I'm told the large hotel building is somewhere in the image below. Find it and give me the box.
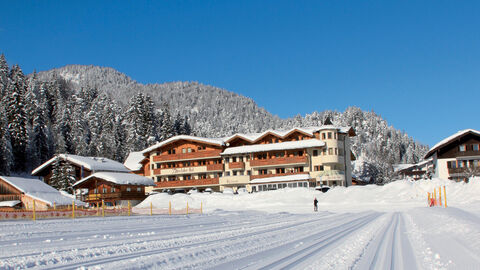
[126,126,356,192]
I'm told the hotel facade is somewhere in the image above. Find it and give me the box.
[137,126,356,193]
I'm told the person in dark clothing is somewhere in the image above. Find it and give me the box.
[314,197,318,212]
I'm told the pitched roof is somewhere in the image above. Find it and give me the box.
[221,139,325,155]
[73,172,155,188]
[425,129,480,158]
[141,135,224,154]
[124,151,146,171]
[0,176,84,206]
[223,126,354,144]
[32,154,130,175]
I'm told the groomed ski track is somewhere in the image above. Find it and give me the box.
[1,208,479,269]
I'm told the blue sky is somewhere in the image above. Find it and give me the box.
[1,1,479,147]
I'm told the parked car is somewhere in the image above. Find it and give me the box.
[187,188,198,195]
[204,188,213,193]
[237,187,248,194]
[315,185,330,193]
[222,188,234,194]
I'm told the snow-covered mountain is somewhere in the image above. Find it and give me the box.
[36,65,283,137]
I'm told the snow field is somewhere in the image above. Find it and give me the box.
[0,178,479,269]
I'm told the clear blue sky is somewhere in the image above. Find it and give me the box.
[1,1,479,147]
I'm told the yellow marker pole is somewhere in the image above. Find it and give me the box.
[439,187,442,206]
[128,201,131,216]
[102,200,105,217]
[186,202,189,215]
[72,201,75,219]
[444,186,447,208]
[54,202,56,211]
[32,200,36,221]
[427,192,430,206]
[434,188,437,206]
[150,202,153,216]
[169,201,171,216]
[200,202,203,214]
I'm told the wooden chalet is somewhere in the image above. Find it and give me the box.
[0,176,83,210]
[32,154,130,185]
[72,172,154,206]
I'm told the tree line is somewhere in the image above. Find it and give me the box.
[0,54,191,176]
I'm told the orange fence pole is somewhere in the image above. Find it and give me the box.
[444,186,447,208]
[169,201,171,216]
[32,200,36,221]
[150,202,153,216]
[434,188,437,206]
[186,202,189,215]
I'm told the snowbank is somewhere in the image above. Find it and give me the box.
[135,178,480,214]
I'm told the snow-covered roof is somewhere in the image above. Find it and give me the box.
[73,172,155,187]
[32,154,130,175]
[224,126,354,144]
[0,176,83,206]
[222,139,325,155]
[425,129,480,158]
[394,158,434,173]
[250,174,311,184]
[141,135,224,154]
[124,151,145,171]
[0,200,21,207]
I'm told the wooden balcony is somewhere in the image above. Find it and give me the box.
[455,151,480,158]
[447,168,468,175]
[152,168,162,175]
[207,163,223,171]
[153,150,222,162]
[155,177,219,188]
[250,156,307,167]
[0,194,21,201]
[85,192,146,201]
[251,172,306,180]
[229,162,245,170]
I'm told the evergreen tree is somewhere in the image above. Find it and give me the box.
[0,108,13,175]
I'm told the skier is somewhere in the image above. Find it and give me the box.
[313,197,318,212]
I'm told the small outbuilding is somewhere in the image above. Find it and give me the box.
[0,176,84,210]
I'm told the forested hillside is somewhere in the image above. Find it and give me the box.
[0,56,428,183]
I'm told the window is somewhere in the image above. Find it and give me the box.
[184,175,191,180]
[187,148,192,153]
[459,145,466,152]
[335,148,338,155]
[102,187,107,193]
[182,148,187,153]
[473,144,479,151]
[334,133,337,139]
[94,188,98,194]
[473,160,479,167]
[112,187,116,193]
[328,148,333,155]
[313,150,318,156]
[233,171,237,176]
[276,168,285,174]
[294,167,304,172]
[225,172,230,176]
[259,169,268,175]
[322,149,327,155]
[322,133,326,140]
[328,132,332,139]
[233,157,237,162]
[459,161,464,168]
[126,187,131,192]
[137,187,142,192]
[247,170,251,176]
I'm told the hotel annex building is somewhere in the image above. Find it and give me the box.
[130,126,356,193]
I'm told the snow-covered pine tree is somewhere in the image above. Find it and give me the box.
[28,106,52,170]
[0,107,13,175]
[4,66,29,172]
[159,102,174,141]
[0,54,9,96]
[59,160,76,194]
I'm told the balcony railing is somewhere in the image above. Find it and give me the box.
[250,156,307,167]
[85,192,146,201]
[155,177,219,188]
[153,168,162,175]
[0,194,21,201]
[228,162,245,170]
[153,150,222,162]
[207,163,223,171]
[250,172,306,180]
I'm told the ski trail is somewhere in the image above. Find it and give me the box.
[352,212,417,270]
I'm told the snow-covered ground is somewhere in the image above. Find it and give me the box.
[1,178,479,269]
